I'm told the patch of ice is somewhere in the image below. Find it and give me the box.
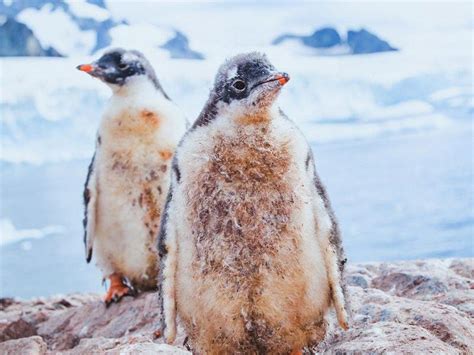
[364,101,433,121]
[21,241,33,251]
[0,219,65,247]
[430,87,468,101]
[65,0,110,21]
[304,112,452,143]
[17,5,96,56]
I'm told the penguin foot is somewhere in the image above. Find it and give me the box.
[104,273,134,306]
[290,349,303,355]
[153,329,162,339]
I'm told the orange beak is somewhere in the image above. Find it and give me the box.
[76,64,94,73]
[254,72,291,91]
[275,73,290,85]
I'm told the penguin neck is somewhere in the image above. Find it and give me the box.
[110,76,167,100]
[233,105,278,126]
[192,97,278,130]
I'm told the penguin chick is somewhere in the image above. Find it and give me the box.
[158,52,349,353]
[78,48,187,305]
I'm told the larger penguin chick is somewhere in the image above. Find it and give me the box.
[158,52,349,353]
[78,48,187,305]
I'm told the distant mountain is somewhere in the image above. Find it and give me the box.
[273,26,397,55]
[0,0,204,59]
[0,17,62,57]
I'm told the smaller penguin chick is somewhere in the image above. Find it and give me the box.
[78,48,187,306]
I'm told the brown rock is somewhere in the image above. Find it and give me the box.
[346,287,474,353]
[37,293,161,350]
[0,336,47,355]
[319,321,458,354]
[371,272,448,297]
[61,336,189,354]
[0,298,16,310]
[0,318,37,342]
[0,258,471,354]
[323,258,474,354]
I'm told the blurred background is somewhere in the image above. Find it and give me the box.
[0,0,472,299]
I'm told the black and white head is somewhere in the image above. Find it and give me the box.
[77,48,168,97]
[196,52,289,126]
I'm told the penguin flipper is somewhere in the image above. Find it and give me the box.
[307,149,349,330]
[83,152,97,263]
[324,237,349,330]
[158,162,180,344]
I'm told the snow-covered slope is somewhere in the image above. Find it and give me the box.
[65,0,110,22]
[0,1,472,164]
[0,0,203,58]
[0,219,64,247]
[17,3,97,56]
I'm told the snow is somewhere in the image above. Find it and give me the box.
[0,49,470,164]
[108,23,175,56]
[1,1,472,165]
[363,101,433,122]
[430,87,469,101]
[65,0,110,22]
[17,4,96,56]
[0,219,64,246]
[305,113,452,143]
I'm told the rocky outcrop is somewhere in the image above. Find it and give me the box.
[273,27,397,55]
[317,259,474,353]
[161,31,204,60]
[347,29,397,54]
[0,336,48,355]
[273,27,341,48]
[0,259,472,354]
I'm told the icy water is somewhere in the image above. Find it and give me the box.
[1,124,473,298]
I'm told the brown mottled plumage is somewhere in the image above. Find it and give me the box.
[80,48,187,304]
[158,53,348,353]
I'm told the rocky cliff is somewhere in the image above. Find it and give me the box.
[272,27,397,55]
[0,258,472,354]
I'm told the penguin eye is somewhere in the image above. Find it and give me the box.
[118,62,129,70]
[232,80,246,92]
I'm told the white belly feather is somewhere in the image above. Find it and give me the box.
[91,89,186,288]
